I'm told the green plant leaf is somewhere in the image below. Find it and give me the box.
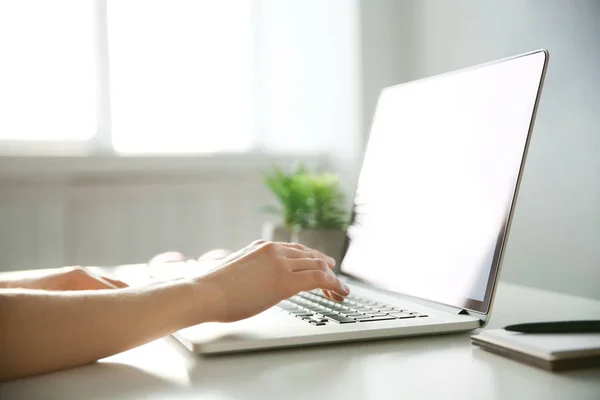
[261,164,349,230]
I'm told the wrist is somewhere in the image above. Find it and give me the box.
[186,275,223,326]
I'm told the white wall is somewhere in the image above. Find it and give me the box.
[256,0,362,194]
[366,0,600,299]
[359,1,416,149]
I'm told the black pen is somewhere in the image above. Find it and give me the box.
[505,320,600,334]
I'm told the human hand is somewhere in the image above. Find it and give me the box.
[149,249,232,265]
[194,240,350,323]
[148,249,233,281]
[29,267,128,291]
[208,241,344,302]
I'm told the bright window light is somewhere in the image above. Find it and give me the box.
[0,0,97,140]
[107,0,255,154]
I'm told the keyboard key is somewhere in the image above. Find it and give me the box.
[297,294,336,309]
[309,321,326,326]
[291,311,313,317]
[326,315,357,324]
[388,313,416,319]
[306,315,329,322]
[316,312,339,318]
[287,292,420,324]
[359,316,396,322]
[347,309,367,314]
[287,298,306,307]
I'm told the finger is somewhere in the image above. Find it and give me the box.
[295,270,350,297]
[77,267,123,290]
[327,291,346,303]
[319,289,344,303]
[75,276,115,290]
[278,244,336,268]
[287,258,334,277]
[149,251,187,265]
[65,267,113,291]
[197,249,232,262]
[286,257,339,287]
[279,242,335,265]
[100,276,128,288]
[280,247,321,263]
[82,273,120,290]
[322,290,338,301]
[80,268,126,290]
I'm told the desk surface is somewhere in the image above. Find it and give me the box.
[2,267,600,400]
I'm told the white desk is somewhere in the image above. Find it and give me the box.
[2,267,600,400]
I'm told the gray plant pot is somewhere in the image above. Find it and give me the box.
[262,221,292,242]
[292,228,347,273]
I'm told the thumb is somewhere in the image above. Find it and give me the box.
[99,275,129,289]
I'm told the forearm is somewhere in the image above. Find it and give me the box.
[0,279,203,382]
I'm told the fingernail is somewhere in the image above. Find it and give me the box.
[338,280,350,294]
[328,256,336,265]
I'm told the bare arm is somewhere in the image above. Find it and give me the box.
[0,279,200,382]
[0,267,128,291]
[0,240,349,382]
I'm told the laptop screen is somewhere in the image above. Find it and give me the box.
[340,51,548,314]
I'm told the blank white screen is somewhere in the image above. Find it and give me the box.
[341,52,546,310]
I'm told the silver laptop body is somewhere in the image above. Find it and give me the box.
[174,50,549,354]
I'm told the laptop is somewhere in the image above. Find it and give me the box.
[174,50,549,354]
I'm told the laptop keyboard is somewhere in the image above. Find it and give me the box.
[277,290,428,326]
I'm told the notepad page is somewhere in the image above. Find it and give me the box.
[474,329,600,360]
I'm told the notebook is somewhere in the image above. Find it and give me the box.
[471,329,600,371]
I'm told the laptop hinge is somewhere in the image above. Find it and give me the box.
[458,308,486,326]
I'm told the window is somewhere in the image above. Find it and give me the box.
[0,0,255,154]
[0,0,96,141]
[107,0,255,153]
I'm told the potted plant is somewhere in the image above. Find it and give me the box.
[261,164,312,242]
[262,165,349,268]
